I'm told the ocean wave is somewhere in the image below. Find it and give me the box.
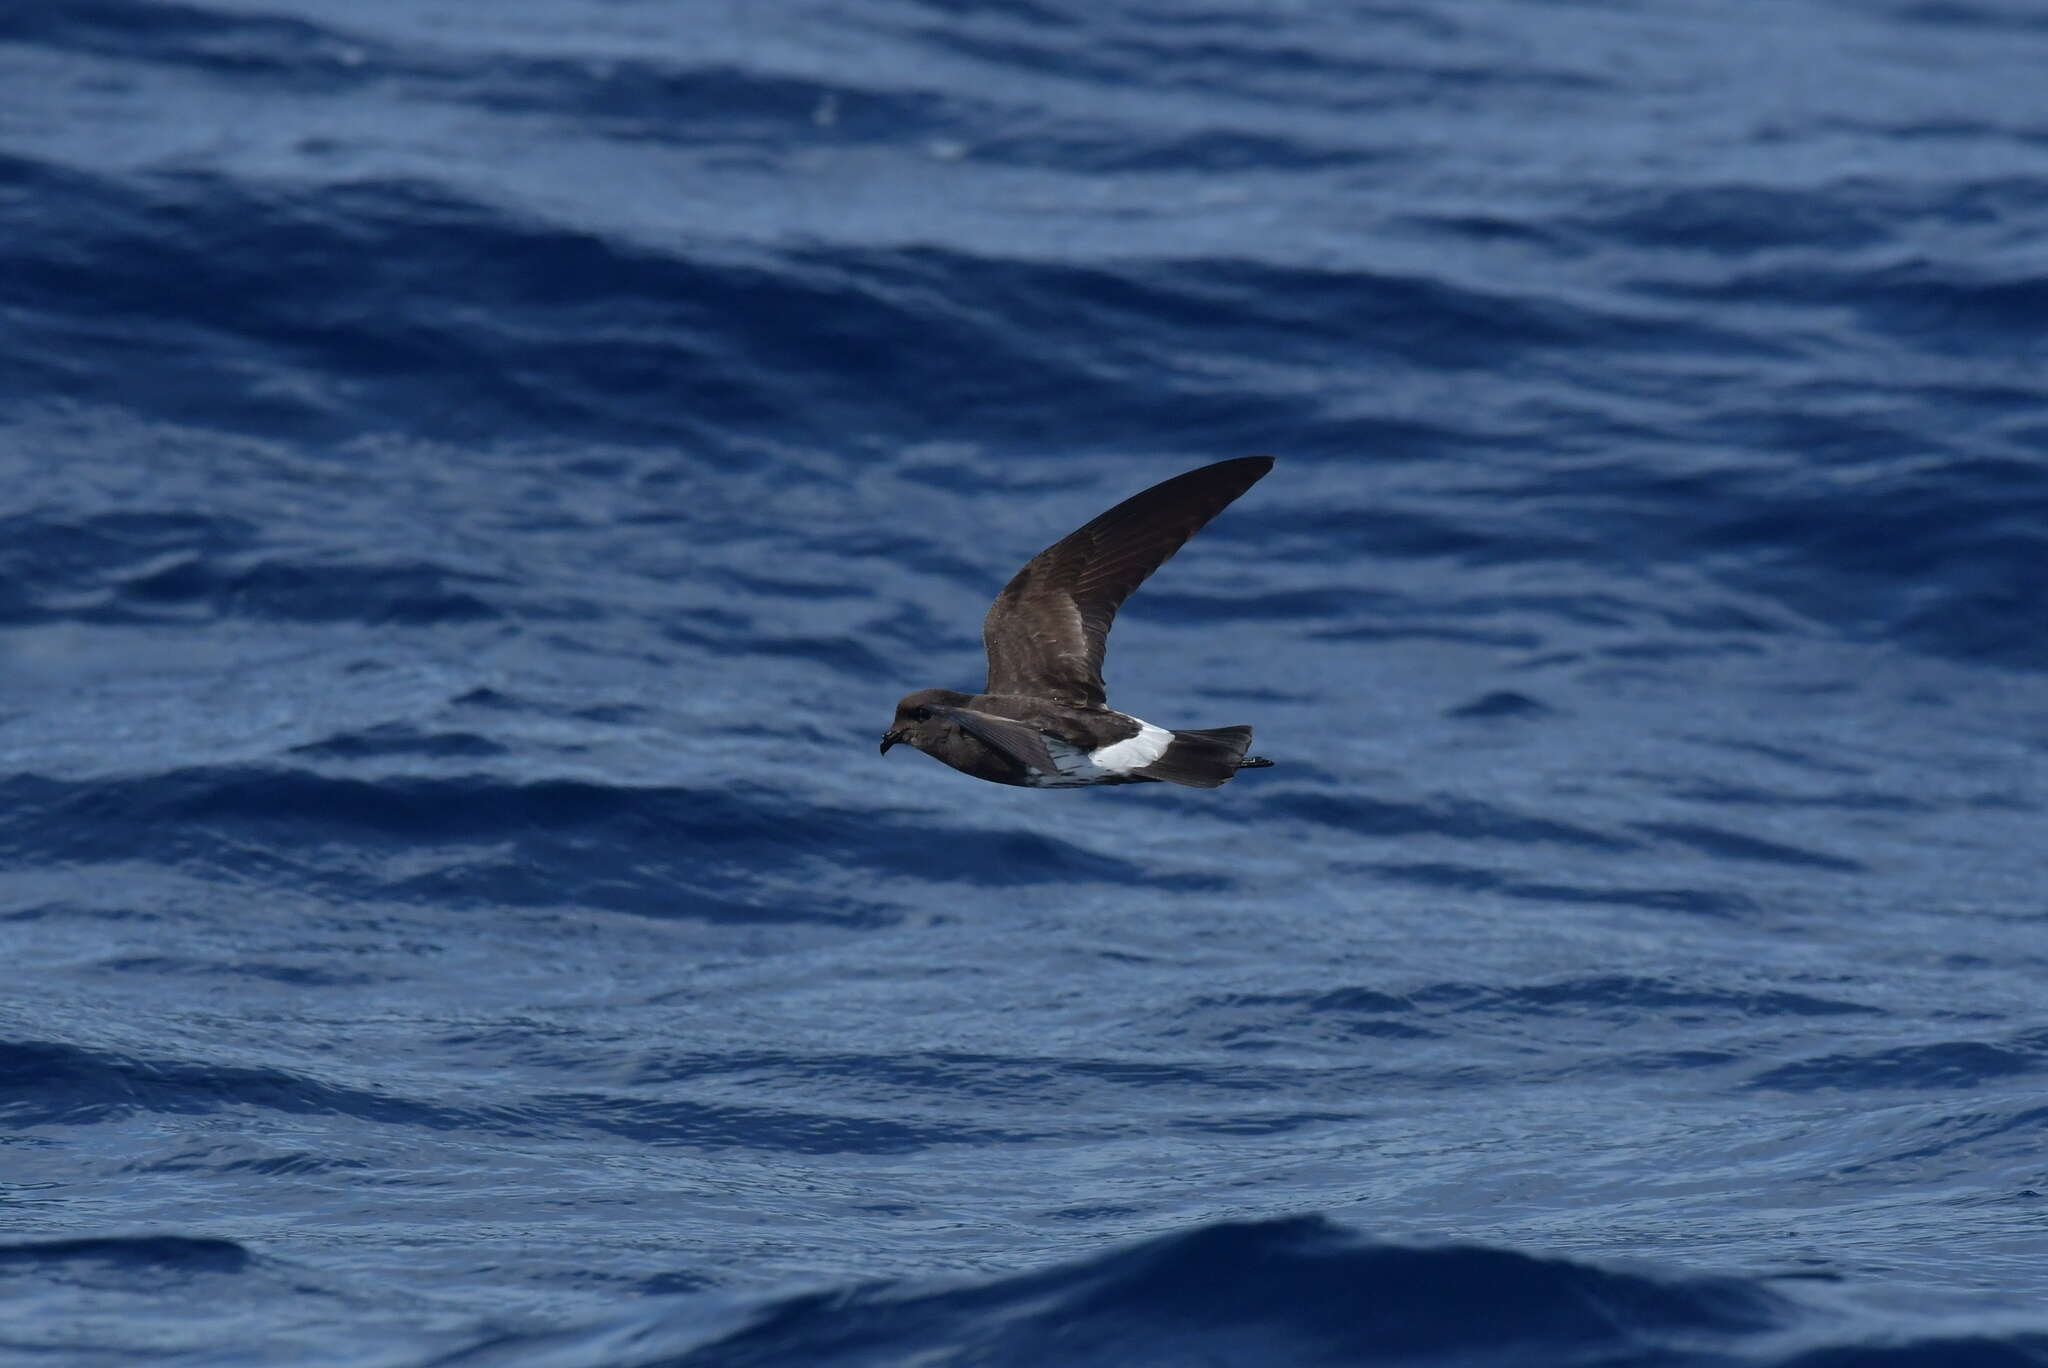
[0,766,1222,923]
[411,1215,2048,1368]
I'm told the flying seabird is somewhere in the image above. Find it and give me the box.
[880,456,1276,789]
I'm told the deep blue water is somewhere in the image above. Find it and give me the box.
[5,0,2048,1363]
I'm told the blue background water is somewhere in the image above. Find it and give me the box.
[4,1,2048,1363]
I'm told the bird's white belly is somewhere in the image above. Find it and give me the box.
[1027,719,1173,787]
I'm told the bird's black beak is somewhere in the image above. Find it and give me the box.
[879,729,902,755]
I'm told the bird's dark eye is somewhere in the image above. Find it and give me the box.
[910,706,932,722]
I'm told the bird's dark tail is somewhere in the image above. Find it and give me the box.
[1135,726,1272,789]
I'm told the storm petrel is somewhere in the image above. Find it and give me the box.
[880,456,1276,789]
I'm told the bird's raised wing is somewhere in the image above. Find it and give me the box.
[982,456,1272,708]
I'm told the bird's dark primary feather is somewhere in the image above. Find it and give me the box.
[981,456,1273,707]
[931,705,1063,775]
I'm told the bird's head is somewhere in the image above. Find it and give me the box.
[880,688,971,756]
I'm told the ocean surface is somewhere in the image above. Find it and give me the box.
[4,0,2048,1363]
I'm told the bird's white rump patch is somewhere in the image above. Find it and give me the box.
[1033,718,1173,786]
[1088,721,1173,771]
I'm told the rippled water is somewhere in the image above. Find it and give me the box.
[4,1,2048,1364]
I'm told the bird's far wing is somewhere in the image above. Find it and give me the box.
[982,456,1273,707]
[933,706,1061,776]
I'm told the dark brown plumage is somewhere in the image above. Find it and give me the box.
[880,457,1276,789]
